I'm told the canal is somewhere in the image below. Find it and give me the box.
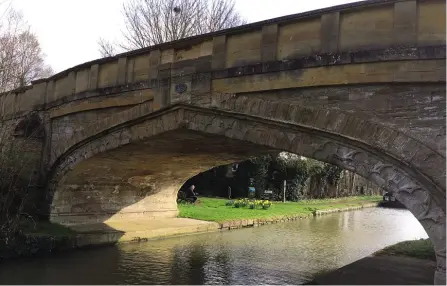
[0,208,428,285]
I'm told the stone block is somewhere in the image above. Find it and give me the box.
[89,64,99,90]
[393,1,417,46]
[388,134,419,162]
[261,24,278,62]
[67,71,76,95]
[117,57,128,85]
[126,58,135,83]
[417,0,446,46]
[274,102,292,122]
[212,35,227,70]
[161,49,174,64]
[174,43,202,62]
[370,126,400,152]
[411,145,446,189]
[277,18,321,59]
[226,30,261,68]
[320,12,340,53]
[339,5,394,51]
[148,50,161,79]
[75,69,89,93]
[98,61,118,88]
[347,118,380,143]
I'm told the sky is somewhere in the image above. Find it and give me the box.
[11,0,357,73]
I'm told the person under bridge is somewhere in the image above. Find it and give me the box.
[187,185,198,203]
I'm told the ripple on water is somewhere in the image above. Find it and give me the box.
[0,208,428,285]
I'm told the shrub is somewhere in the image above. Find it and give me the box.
[305,207,318,215]
[232,198,271,210]
[261,200,272,210]
[225,200,234,206]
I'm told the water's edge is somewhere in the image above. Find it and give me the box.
[3,203,379,262]
[217,203,378,230]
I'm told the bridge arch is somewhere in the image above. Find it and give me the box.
[45,99,445,283]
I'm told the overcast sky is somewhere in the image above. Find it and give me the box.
[11,0,356,73]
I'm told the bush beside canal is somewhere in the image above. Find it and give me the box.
[178,196,381,223]
[0,220,75,261]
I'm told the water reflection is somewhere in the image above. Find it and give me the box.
[0,208,428,285]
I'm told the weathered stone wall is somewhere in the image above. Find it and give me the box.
[0,0,444,120]
[50,106,135,166]
[41,52,446,168]
[248,83,446,155]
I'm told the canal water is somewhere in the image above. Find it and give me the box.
[0,208,428,285]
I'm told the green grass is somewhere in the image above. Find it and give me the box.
[374,239,436,261]
[178,196,381,223]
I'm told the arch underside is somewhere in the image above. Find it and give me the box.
[48,105,446,284]
[51,129,275,225]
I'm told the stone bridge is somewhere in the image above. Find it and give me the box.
[0,0,445,283]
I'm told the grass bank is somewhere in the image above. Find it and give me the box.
[178,196,381,223]
[374,238,435,261]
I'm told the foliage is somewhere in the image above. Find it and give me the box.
[0,232,74,261]
[181,152,379,202]
[305,207,318,216]
[225,200,234,206]
[0,218,75,261]
[0,6,52,91]
[0,3,52,246]
[261,200,271,209]
[232,198,272,210]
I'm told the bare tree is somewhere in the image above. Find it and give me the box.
[98,0,246,57]
[0,8,53,92]
[98,37,116,58]
[0,4,52,242]
[199,0,246,34]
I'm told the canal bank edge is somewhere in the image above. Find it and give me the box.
[1,202,379,261]
[217,202,379,230]
[76,202,380,241]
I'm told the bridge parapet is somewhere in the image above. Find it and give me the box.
[0,0,445,120]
